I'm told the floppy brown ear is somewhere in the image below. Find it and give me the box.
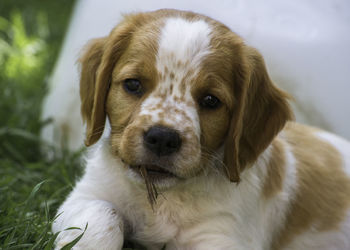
[79,21,134,146]
[224,47,293,182]
[79,38,106,146]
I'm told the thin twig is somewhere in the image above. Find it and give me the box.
[139,166,158,209]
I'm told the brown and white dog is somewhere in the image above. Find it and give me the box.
[53,9,350,250]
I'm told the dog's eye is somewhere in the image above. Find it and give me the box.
[123,79,143,95]
[200,95,221,109]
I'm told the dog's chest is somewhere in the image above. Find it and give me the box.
[129,200,186,242]
[128,192,211,246]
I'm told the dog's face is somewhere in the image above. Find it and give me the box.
[105,15,235,186]
[79,9,292,187]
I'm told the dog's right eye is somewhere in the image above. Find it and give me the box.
[199,94,221,109]
[123,79,143,96]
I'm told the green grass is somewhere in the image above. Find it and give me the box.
[0,2,146,249]
[0,1,85,249]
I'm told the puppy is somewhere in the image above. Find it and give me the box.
[52,9,350,250]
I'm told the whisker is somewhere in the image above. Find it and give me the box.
[200,147,226,177]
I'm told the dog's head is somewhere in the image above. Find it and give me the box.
[79,9,292,187]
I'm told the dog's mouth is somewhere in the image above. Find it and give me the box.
[129,164,177,180]
[129,164,178,206]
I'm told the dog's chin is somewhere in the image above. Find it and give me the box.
[126,164,182,189]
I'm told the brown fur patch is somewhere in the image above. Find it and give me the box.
[105,13,170,158]
[80,10,176,146]
[223,45,293,182]
[272,123,350,249]
[262,138,286,199]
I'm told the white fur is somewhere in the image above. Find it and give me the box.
[52,140,274,249]
[53,136,350,249]
[316,131,350,176]
[157,18,212,79]
[140,18,212,137]
[285,211,350,250]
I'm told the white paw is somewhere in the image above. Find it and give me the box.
[55,225,123,250]
[53,200,124,250]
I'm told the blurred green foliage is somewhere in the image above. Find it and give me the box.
[0,1,84,249]
[0,0,76,158]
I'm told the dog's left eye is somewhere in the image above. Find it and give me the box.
[200,94,221,109]
[123,79,143,96]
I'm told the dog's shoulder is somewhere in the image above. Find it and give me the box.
[271,122,350,249]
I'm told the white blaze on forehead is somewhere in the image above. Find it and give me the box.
[140,18,212,137]
[157,17,212,73]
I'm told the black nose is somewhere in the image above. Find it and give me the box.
[144,126,182,156]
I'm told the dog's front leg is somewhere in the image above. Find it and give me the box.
[53,197,124,250]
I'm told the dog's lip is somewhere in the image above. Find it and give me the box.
[129,164,177,178]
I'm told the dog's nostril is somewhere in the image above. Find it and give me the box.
[167,141,176,148]
[148,137,157,145]
[144,126,182,156]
